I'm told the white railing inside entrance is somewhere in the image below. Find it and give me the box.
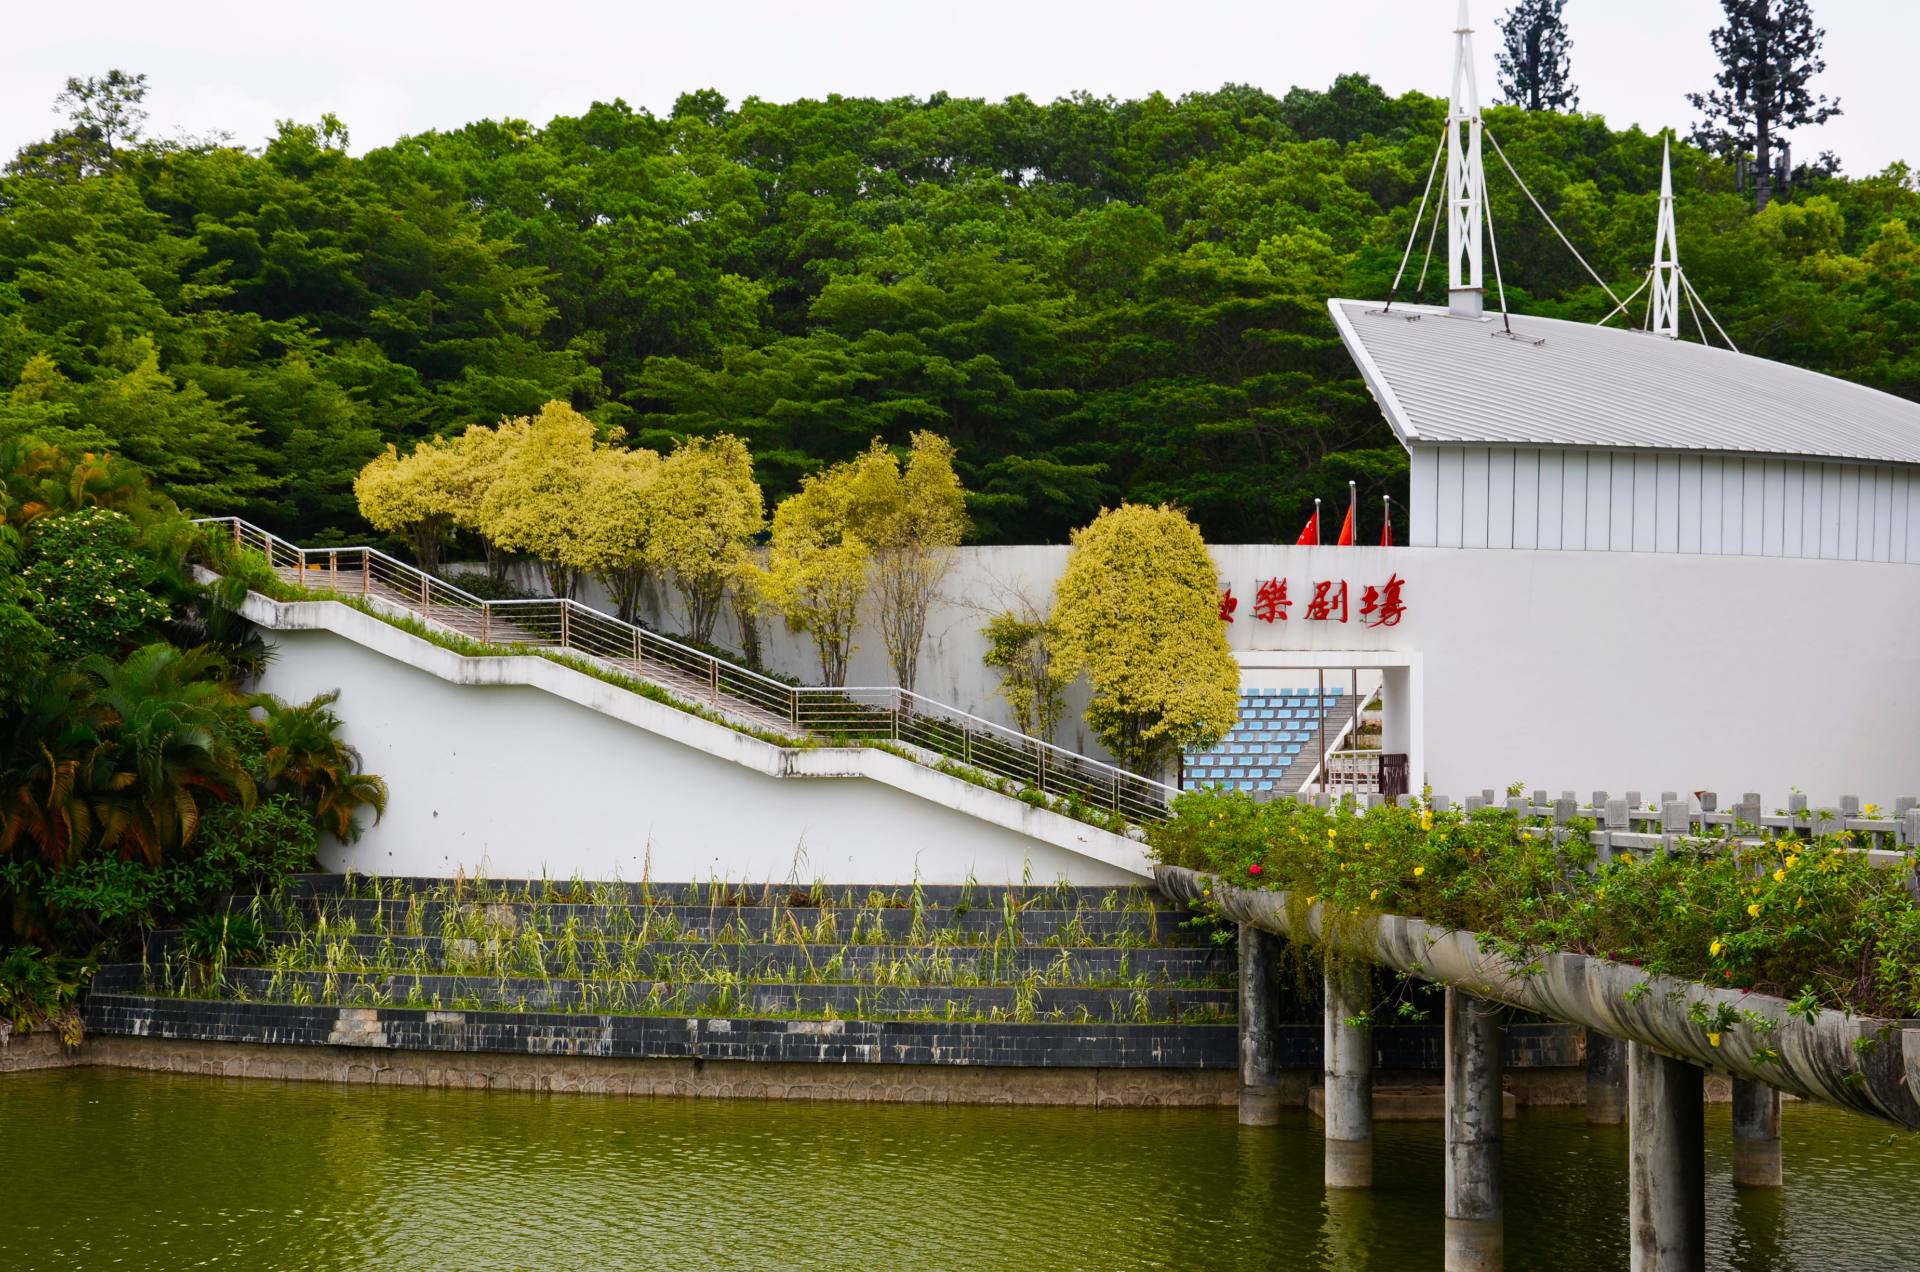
[1323,749,1383,796]
[199,517,1178,825]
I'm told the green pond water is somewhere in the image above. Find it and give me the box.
[4,1069,1920,1270]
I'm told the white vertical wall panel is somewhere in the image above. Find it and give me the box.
[1712,461,1728,557]
[1678,456,1703,554]
[1560,451,1587,549]
[1487,448,1516,549]
[1655,455,1680,553]
[1413,444,1920,563]
[1783,464,1806,557]
[1631,453,1657,552]
[1463,447,1491,549]
[1514,450,1540,549]
[1586,453,1612,551]
[1761,461,1785,556]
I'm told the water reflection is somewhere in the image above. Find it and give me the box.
[0,1071,1916,1271]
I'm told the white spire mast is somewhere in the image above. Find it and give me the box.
[1649,138,1683,338]
[1446,0,1486,317]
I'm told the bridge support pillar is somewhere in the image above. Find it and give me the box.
[1586,1029,1628,1124]
[1628,1042,1704,1272]
[1444,989,1504,1271]
[1731,1077,1783,1188]
[1322,963,1372,1188]
[1237,924,1284,1125]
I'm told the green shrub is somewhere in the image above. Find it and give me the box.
[1151,790,1920,1018]
[21,508,172,659]
[179,914,266,965]
[0,946,93,1044]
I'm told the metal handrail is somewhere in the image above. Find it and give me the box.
[197,516,1177,823]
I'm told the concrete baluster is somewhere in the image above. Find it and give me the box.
[1323,963,1373,1189]
[1444,989,1504,1271]
[1237,924,1284,1126]
[1730,1077,1783,1188]
[1585,1029,1627,1124]
[1628,1043,1705,1272]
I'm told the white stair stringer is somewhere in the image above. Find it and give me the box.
[236,590,1151,885]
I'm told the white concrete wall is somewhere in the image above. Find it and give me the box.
[250,607,1146,886]
[1411,444,1920,562]
[1205,544,1920,807]
[457,543,1920,808]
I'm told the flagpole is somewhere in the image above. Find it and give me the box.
[1382,494,1392,547]
[1314,498,1322,546]
[1348,482,1357,546]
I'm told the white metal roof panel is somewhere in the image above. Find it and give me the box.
[1329,298,1920,466]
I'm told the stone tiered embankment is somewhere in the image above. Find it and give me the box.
[82,874,1239,1103]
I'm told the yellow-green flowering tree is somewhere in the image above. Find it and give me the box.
[862,432,969,694]
[441,420,524,581]
[576,444,662,623]
[475,401,599,597]
[353,438,458,572]
[645,434,762,643]
[981,606,1069,742]
[1051,503,1238,777]
[764,458,870,686]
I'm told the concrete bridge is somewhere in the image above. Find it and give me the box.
[1159,792,1920,1272]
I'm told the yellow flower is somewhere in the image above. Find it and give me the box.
[1865,803,1881,817]
[1773,869,1786,883]
[1420,811,1434,832]
[1413,865,1426,878]
[1369,888,1380,901]
[1785,855,1799,869]
[1709,939,1723,957]
[1707,1032,1722,1048]
[1747,903,1761,918]
[1618,851,1632,865]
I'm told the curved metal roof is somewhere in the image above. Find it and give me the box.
[1329,299,1920,466]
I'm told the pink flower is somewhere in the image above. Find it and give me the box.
[1248,864,1263,876]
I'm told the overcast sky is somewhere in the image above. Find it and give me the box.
[3,1,1906,173]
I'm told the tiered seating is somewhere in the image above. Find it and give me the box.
[1182,687,1343,793]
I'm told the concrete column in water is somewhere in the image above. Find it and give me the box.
[1444,989,1504,1271]
[1237,923,1285,1126]
[1323,962,1372,1188]
[1731,1077,1783,1188]
[1628,1042,1704,1272]
[1586,1029,1628,1125]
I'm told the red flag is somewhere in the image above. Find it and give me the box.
[1295,510,1319,546]
[1382,516,1394,547]
[1335,503,1354,546]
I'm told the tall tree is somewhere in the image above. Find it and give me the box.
[1496,0,1580,112]
[1688,0,1841,209]
[8,70,150,179]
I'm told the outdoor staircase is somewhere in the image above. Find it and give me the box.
[1276,692,1358,793]
[204,517,1175,825]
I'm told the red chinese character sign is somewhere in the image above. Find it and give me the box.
[1359,574,1406,628]
[1220,574,1407,629]
[1253,578,1290,623]
[1306,580,1348,623]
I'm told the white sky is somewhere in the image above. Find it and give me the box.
[2,1,1906,174]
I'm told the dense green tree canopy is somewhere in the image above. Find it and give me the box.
[4,73,1917,547]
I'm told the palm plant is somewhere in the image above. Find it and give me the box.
[254,691,388,840]
[76,644,256,864]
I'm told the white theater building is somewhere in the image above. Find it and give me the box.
[247,3,1920,885]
